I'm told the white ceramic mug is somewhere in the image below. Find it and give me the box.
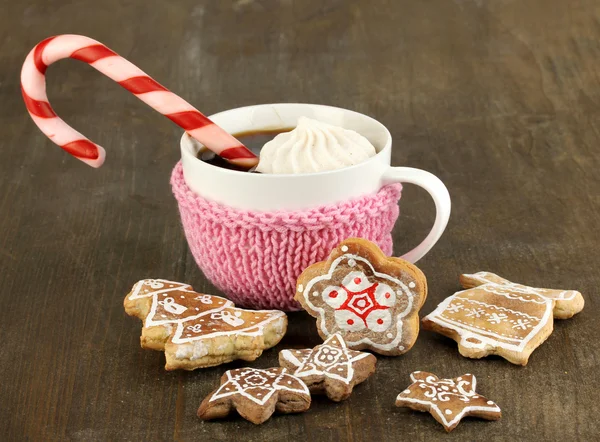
[180,103,450,263]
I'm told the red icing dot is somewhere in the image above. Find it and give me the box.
[329,290,338,298]
[354,277,361,284]
[377,318,384,325]
[385,293,391,299]
[347,319,354,325]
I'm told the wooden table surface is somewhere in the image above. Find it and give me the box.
[1,0,599,440]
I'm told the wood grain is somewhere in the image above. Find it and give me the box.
[1,0,598,440]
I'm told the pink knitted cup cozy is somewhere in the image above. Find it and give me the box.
[171,162,402,311]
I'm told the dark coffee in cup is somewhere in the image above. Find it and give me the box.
[198,128,292,171]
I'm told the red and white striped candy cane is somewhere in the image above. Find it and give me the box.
[21,35,258,168]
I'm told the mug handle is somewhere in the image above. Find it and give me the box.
[382,167,451,263]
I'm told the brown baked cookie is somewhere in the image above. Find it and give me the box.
[395,371,501,432]
[124,279,287,370]
[295,238,427,356]
[422,272,584,365]
[460,271,585,319]
[197,367,311,424]
[278,333,377,401]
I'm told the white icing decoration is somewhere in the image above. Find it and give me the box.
[127,279,286,346]
[297,284,304,293]
[423,280,553,352]
[322,285,347,309]
[341,246,349,252]
[487,313,507,324]
[511,319,533,330]
[129,279,194,300]
[280,334,370,385]
[158,297,188,315]
[194,294,213,304]
[187,324,202,333]
[210,310,245,327]
[301,254,417,352]
[397,373,501,428]
[341,271,372,292]
[365,309,392,332]
[209,368,309,406]
[466,272,580,301]
[347,259,356,267]
[374,282,396,307]
[334,310,364,332]
[465,308,485,318]
[409,282,416,289]
[147,280,165,289]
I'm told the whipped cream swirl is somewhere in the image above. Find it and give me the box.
[256,117,377,174]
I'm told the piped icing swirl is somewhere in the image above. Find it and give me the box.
[256,117,377,174]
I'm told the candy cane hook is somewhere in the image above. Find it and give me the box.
[21,35,258,168]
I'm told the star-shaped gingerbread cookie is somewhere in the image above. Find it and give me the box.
[124,279,287,370]
[422,272,584,365]
[295,238,427,356]
[395,371,501,432]
[278,333,377,401]
[197,367,311,424]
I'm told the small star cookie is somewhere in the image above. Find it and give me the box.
[395,371,501,432]
[295,238,427,356]
[124,279,287,370]
[197,367,311,424]
[422,271,585,365]
[279,334,377,401]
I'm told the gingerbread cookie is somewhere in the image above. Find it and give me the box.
[295,238,427,356]
[197,367,311,424]
[460,271,585,319]
[124,279,287,370]
[395,371,501,432]
[422,272,584,365]
[278,334,377,401]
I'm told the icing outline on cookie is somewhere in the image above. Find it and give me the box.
[209,367,309,406]
[280,334,371,384]
[469,272,580,301]
[302,253,415,352]
[128,279,285,344]
[396,371,501,430]
[425,285,553,352]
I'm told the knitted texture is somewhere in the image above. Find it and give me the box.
[171,162,402,311]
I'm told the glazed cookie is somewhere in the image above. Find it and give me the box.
[460,271,584,319]
[278,334,377,401]
[395,371,501,432]
[197,367,311,424]
[422,272,584,365]
[295,238,427,356]
[124,279,287,370]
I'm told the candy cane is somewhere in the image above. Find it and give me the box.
[21,35,258,168]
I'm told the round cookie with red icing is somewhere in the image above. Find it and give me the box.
[295,238,427,356]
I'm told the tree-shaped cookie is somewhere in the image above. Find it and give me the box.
[422,272,584,365]
[124,279,287,370]
[197,367,311,424]
[295,238,427,356]
[395,371,501,432]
